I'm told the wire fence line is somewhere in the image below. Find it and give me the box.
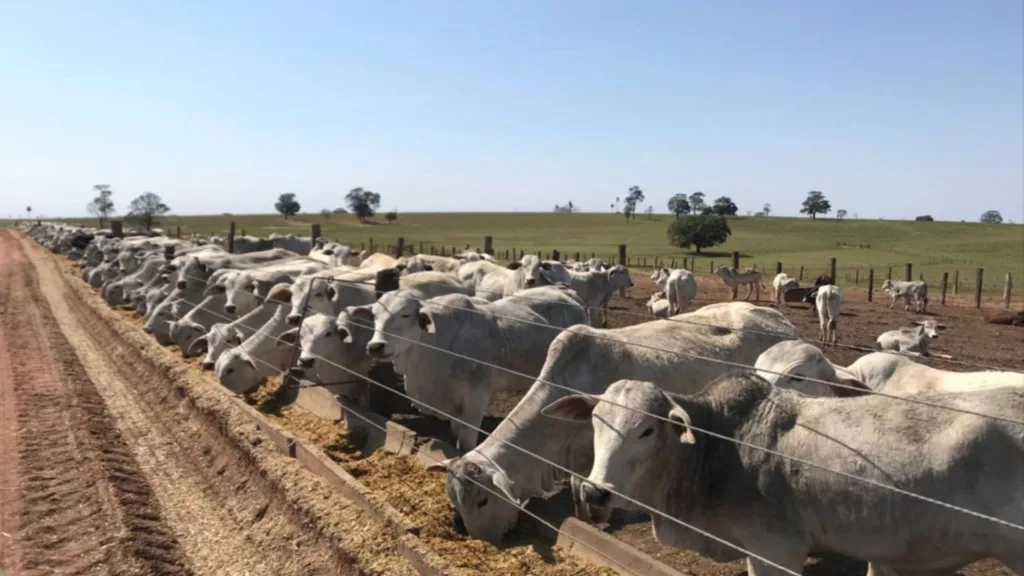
[60,244,1024,573]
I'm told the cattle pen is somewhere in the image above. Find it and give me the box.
[5,224,1024,576]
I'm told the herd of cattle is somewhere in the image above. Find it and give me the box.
[23,222,1023,576]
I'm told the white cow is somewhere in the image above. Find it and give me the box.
[815,284,842,344]
[550,265,633,326]
[754,340,870,397]
[647,293,671,318]
[652,268,698,314]
[425,302,799,543]
[771,273,799,307]
[279,307,377,404]
[844,352,1024,394]
[715,267,765,301]
[876,320,943,356]
[880,279,929,313]
[544,377,1024,576]
[365,285,589,450]
[214,284,296,393]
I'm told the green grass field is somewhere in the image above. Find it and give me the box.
[12,212,1024,293]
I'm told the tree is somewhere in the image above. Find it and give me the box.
[385,209,398,224]
[667,194,691,218]
[645,205,654,219]
[87,184,115,227]
[980,210,1003,224]
[320,208,332,221]
[623,186,645,222]
[688,192,706,214]
[332,207,348,214]
[274,193,301,219]
[667,214,732,254]
[711,196,738,216]
[763,203,772,216]
[800,191,831,219]
[26,206,32,218]
[836,209,848,220]
[125,192,170,231]
[346,187,382,222]
[914,215,934,222]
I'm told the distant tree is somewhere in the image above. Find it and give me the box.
[26,206,32,218]
[688,192,706,214]
[614,196,621,213]
[762,203,772,216]
[274,193,301,219]
[980,210,1003,224]
[553,201,579,213]
[836,209,848,220]
[754,211,766,217]
[712,196,739,216]
[87,184,115,227]
[700,206,714,215]
[667,214,732,254]
[745,210,752,217]
[914,214,934,222]
[125,192,170,231]
[624,186,645,222]
[332,207,348,214]
[645,205,654,219]
[800,191,831,219]
[385,209,398,224]
[667,194,691,218]
[320,208,332,221]
[346,187,381,222]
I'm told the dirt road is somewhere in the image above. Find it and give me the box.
[0,230,391,576]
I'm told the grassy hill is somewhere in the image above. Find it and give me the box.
[14,212,1024,293]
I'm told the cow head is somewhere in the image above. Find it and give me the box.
[426,455,522,544]
[364,292,420,360]
[914,320,943,339]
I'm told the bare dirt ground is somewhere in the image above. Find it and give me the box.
[0,229,418,576]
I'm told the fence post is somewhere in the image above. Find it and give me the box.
[369,238,374,253]
[110,220,124,238]
[395,237,405,257]
[775,262,782,275]
[974,268,984,308]
[710,260,714,273]
[1004,273,1013,310]
[175,225,181,239]
[855,269,859,285]
[552,249,560,261]
[888,266,892,280]
[731,251,740,299]
[310,224,321,241]
[828,257,837,281]
[618,244,627,266]
[227,221,236,254]
[868,269,874,302]
[954,270,959,295]
[905,263,912,282]
[163,244,176,262]
[799,266,804,280]
[483,235,493,256]
[940,272,948,306]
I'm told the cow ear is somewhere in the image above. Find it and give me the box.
[337,326,352,343]
[347,306,374,325]
[506,262,522,270]
[539,262,551,270]
[231,329,245,346]
[541,395,598,422]
[278,328,299,346]
[204,283,226,297]
[490,470,521,506]
[833,367,871,395]
[326,285,336,300]
[423,264,434,271]
[425,458,452,473]
[667,402,697,445]
[395,263,407,271]
[418,309,437,333]
[187,335,209,355]
[267,284,292,303]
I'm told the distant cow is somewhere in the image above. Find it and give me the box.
[876,320,943,356]
[714,267,764,301]
[646,293,671,318]
[880,279,929,313]
[815,284,842,344]
[651,268,698,314]
[802,275,835,311]
[771,273,799,307]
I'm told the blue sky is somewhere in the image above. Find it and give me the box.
[2,1,1022,222]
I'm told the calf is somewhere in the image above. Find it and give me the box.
[544,377,1024,576]
[880,279,929,313]
[875,320,943,356]
[815,284,842,344]
[714,267,764,301]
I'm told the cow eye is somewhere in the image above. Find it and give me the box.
[322,331,333,339]
[401,314,411,318]
[225,368,235,375]
[639,427,654,439]
[477,497,488,508]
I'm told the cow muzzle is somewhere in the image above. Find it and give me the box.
[366,341,388,358]
[580,482,611,507]
[298,356,315,369]
[286,314,302,325]
[224,304,237,315]
[176,280,187,290]
[201,360,214,371]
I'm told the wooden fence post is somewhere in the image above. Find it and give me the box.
[310,224,321,241]
[974,268,984,308]
[731,252,740,299]
[227,221,236,254]
[618,244,627,266]
[110,220,123,238]
[799,266,804,280]
[828,257,837,282]
[940,272,948,306]
[775,262,782,275]
[484,236,493,256]
[868,269,874,302]
[369,238,374,253]
[175,225,181,239]
[905,263,912,282]
[395,237,405,257]
[888,266,892,280]
[1004,273,1013,310]
[954,270,959,294]
[163,245,175,261]
[710,261,714,273]
[855,269,859,285]
[552,249,560,261]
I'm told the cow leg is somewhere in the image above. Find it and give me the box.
[745,542,808,576]
[744,283,753,301]
[453,396,488,451]
[890,295,896,309]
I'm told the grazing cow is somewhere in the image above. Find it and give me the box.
[279,307,376,404]
[647,293,671,318]
[214,284,296,393]
[548,265,633,327]
[652,268,698,314]
[880,279,929,313]
[425,302,799,543]
[194,295,283,370]
[815,284,842,344]
[771,273,799,307]
[753,340,868,397]
[876,320,943,356]
[218,259,326,316]
[801,275,835,309]
[844,352,1024,394]
[544,377,1024,576]
[714,267,764,301]
[366,285,589,450]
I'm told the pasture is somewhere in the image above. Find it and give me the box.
[31,212,1024,295]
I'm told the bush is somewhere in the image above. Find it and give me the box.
[915,215,934,222]
[667,214,732,254]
